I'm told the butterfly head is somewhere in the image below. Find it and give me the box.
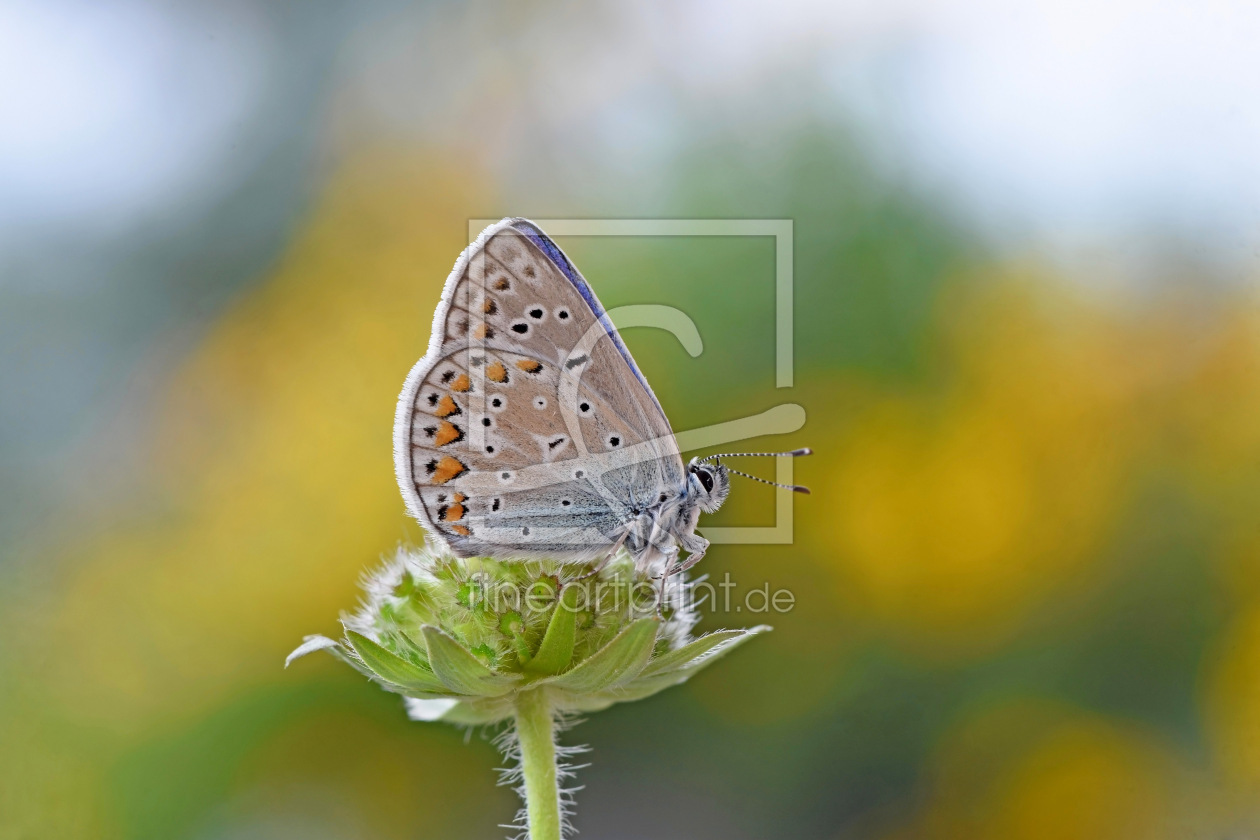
[690,448,813,514]
[686,458,731,514]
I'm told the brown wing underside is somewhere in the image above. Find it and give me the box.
[398,224,684,558]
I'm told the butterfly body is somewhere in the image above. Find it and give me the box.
[395,218,730,570]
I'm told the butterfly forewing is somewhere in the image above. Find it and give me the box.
[396,220,685,560]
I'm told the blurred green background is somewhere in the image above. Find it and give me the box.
[3,1,1260,838]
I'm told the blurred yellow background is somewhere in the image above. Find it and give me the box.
[2,1,1259,838]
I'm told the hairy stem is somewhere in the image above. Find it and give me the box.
[514,688,562,840]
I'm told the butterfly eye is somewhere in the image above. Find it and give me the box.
[696,469,715,494]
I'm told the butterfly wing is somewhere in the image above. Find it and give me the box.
[394,218,685,560]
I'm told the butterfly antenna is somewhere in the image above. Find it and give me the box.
[700,447,812,462]
[723,466,811,495]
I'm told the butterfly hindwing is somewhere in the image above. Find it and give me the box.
[395,219,685,560]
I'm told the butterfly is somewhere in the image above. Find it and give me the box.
[394,218,809,575]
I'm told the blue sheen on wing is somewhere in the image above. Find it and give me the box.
[509,219,653,393]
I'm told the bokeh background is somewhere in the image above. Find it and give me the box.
[3,1,1260,838]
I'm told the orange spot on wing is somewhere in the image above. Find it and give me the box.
[451,525,471,536]
[516,359,542,373]
[434,421,463,446]
[453,492,467,503]
[450,374,471,392]
[483,299,497,314]
[473,324,492,340]
[486,361,508,383]
[437,500,466,521]
[435,395,460,417]
[431,456,467,485]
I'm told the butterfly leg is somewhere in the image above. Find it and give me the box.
[649,530,707,612]
[647,533,701,610]
[657,548,680,615]
[648,532,706,579]
[574,529,630,581]
[625,517,678,612]
[668,534,710,576]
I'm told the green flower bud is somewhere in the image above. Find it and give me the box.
[288,545,767,724]
[288,544,768,838]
